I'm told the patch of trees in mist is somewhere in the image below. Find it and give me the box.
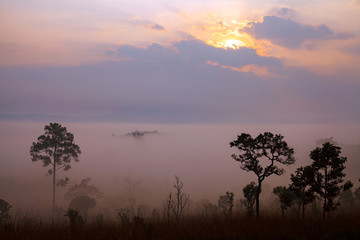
[1,123,360,227]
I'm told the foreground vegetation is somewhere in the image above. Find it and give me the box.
[1,211,360,240]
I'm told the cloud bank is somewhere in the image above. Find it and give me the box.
[125,18,166,31]
[243,16,354,48]
[117,39,281,69]
[1,38,359,124]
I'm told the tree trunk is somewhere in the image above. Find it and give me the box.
[53,162,56,215]
[52,147,57,216]
[281,208,284,218]
[302,188,305,219]
[302,200,305,219]
[256,179,262,218]
[323,166,327,219]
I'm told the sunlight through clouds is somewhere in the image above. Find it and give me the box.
[0,0,359,123]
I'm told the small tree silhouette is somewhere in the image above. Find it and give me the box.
[218,191,234,217]
[290,166,316,218]
[117,208,130,225]
[241,182,257,216]
[273,186,295,217]
[355,179,360,206]
[124,177,141,218]
[230,132,295,217]
[310,142,348,219]
[65,178,102,200]
[69,195,96,217]
[0,199,11,222]
[168,175,189,223]
[65,208,83,226]
[339,181,355,211]
[163,194,172,223]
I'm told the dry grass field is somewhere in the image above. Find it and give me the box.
[1,211,360,240]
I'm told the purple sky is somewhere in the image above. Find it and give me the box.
[0,0,359,124]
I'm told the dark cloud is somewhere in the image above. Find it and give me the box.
[0,39,359,124]
[243,16,354,48]
[150,24,166,31]
[125,18,166,31]
[117,38,281,69]
[106,50,115,55]
[275,7,296,18]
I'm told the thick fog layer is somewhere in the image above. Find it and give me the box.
[0,121,359,215]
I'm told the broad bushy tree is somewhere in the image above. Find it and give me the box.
[230,132,295,217]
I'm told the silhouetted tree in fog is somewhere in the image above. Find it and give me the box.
[290,166,316,218]
[65,178,102,218]
[167,175,189,223]
[69,195,96,217]
[65,208,83,226]
[218,191,234,217]
[355,179,360,206]
[339,181,355,211]
[0,199,11,222]
[30,123,81,214]
[310,142,347,219]
[241,182,257,216]
[273,186,295,217]
[197,199,218,216]
[124,177,141,218]
[65,178,102,200]
[230,132,295,217]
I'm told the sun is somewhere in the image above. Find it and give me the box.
[225,39,246,48]
[197,19,255,50]
[207,36,251,50]
[189,17,269,55]
[213,39,246,49]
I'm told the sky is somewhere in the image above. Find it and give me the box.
[0,0,359,123]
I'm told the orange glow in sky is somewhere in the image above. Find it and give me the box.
[0,0,358,69]
[189,18,270,55]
